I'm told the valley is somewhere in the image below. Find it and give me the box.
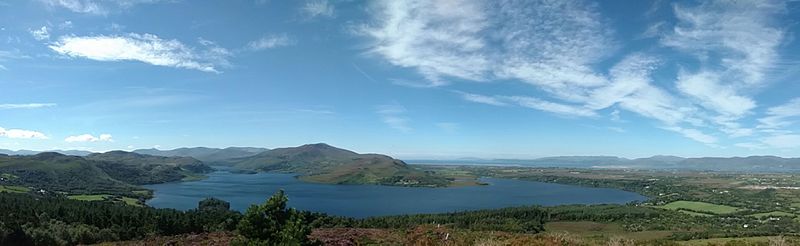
[3,144,800,245]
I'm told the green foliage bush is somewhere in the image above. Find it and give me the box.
[232,190,317,246]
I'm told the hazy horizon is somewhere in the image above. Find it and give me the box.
[2,0,800,159]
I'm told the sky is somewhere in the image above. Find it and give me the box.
[1,0,800,159]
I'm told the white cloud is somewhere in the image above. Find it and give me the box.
[49,33,229,73]
[759,98,800,130]
[376,104,411,132]
[302,0,335,19]
[30,26,50,40]
[761,134,800,149]
[59,20,73,29]
[659,0,784,135]
[505,96,596,118]
[64,133,113,143]
[247,34,294,51]
[458,92,507,106]
[663,1,784,87]
[0,103,56,109]
[675,70,755,117]
[0,127,48,139]
[362,0,612,90]
[40,0,164,15]
[662,126,717,144]
[606,127,626,133]
[361,0,792,146]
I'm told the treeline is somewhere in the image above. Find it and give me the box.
[3,191,800,245]
[0,193,239,245]
[352,207,547,233]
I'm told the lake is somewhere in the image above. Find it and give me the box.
[144,168,647,218]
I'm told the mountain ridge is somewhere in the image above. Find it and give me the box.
[227,143,451,187]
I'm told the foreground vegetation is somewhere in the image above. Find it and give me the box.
[4,188,800,245]
[4,154,800,245]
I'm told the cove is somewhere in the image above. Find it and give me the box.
[144,168,647,218]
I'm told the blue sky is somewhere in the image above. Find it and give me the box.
[1,0,800,159]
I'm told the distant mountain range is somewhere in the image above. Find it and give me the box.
[133,147,268,163]
[0,147,268,163]
[410,155,800,172]
[4,146,800,173]
[0,149,94,156]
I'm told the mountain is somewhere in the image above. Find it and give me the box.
[86,151,213,185]
[0,152,136,194]
[0,149,94,156]
[133,147,268,163]
[410,155,800,172]
[674,156,800,172]
[228,143,450,186]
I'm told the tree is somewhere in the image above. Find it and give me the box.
[233,190,316,246]
[199,197,231,212]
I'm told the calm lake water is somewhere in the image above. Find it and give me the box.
[144,168,646,218]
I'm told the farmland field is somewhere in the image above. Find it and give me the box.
[659,201,742,215]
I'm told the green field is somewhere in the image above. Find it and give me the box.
[67,194,142,206]
[119,196,142,206]
[0,185,30,193]
[544,221,672,242]
[67,194,111,201]
[677,236,783,245]
[659,201,742,215]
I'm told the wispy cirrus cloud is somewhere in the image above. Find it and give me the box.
[0,103,57,109]
[361,0,790,146]
[49,33,230,73]
[758,98,800,130]
[505,96,596,118]
[302,0,335,19]
[65,133,113,143]
[457,92,507,107]
[662,126,717,144]
[30,26,50,41]
[376,104,411,133]
[661,0,785,134]
[40,0,165,15]
[0,127,48,139]
[246,34,295,51]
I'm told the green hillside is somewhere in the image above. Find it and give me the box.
[133,147,267,163]
[86,151,213,185]
[0,153,137,195]
[230,143,450,187]
[0,151,215,197]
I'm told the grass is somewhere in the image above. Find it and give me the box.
[748,211,795,218]
[67,194,111,201]
[67,194,143,206]
[132,190,150,195]
[544,221,672,242]
[677,236,775,245]
[659,201,742,215]
[0,185,30,193]
[119,196,142,207]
